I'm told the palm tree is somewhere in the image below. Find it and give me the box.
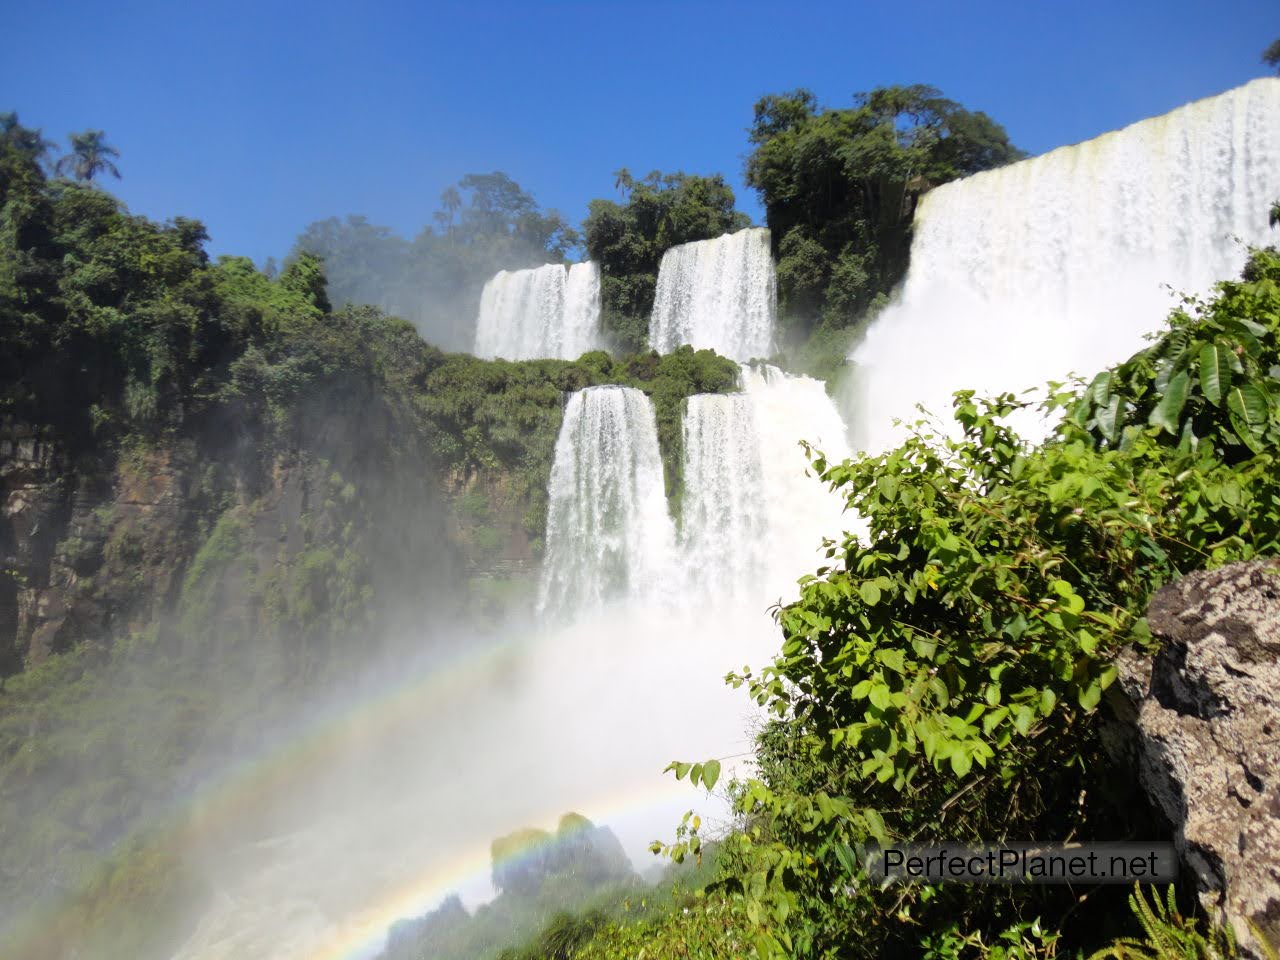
[437,185,462,235]
[54,130,121,182]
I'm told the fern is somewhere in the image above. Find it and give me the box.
[1088,886,1236,960]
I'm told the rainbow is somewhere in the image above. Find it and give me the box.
[3,625,725,960]
[307,777,704,960]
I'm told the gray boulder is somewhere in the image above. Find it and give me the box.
[1116,560,1280,956]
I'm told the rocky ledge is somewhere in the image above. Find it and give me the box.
[1115,560,1280,956]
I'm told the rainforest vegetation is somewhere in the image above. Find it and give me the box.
[3,60,1278,960]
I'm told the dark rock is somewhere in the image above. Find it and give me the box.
[1117,560,1280,956]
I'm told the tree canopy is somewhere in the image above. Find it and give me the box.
[745,84,1024,338]
[582,169,749,352]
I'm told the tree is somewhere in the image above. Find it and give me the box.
[1263,38,1280,73]
[289,172,577,350]
[54,129,121,182]
[583,169,749,351]
[0,111,55,164]
[745,85,1023,336]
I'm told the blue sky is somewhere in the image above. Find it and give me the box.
[4,0,1276,265]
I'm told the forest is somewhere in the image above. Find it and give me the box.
[2,53,1280,960]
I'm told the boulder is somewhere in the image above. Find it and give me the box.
[1117,560,1280,956]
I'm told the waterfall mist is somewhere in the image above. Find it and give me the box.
[846,78,1280,453]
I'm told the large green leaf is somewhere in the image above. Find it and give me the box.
[1088,371,1111,406]
[1095,395,1121,443]
[1148,369,1190,434]
[1227,382,1269,448]
[1198,342,1232,406]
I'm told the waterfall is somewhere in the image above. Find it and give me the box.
[537,385,675,618]
[739,365,851,597]
[649,227,777,361]
[679,394,768,599]
[474,262,603,360]
[563,262,603,359]
[677,365,851,603]
[847,77,1280,453]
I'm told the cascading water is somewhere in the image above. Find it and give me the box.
[678,393,768,599]
[474,261,603,360]
[677,365,852,604]
[537,385,676,618]
[847,78,1280,453]
[738,364,852,597]
[649,226,777,361]
[562,261,603,358]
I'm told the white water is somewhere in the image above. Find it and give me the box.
[650,227,777,361]
[541,364,852,622]
[679,393,769,600]
[537,385,676,617]
[847,77,1280,453]
[739,365,852,600]
[474,262,603,360]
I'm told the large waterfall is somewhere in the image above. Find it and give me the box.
[542,365,851,619]
[537,385,675,617]
[474,261,603,360]
[649,226,777,361]
[847,77,1280,452]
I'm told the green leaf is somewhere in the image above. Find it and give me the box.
[702,759,721,791]
[1095,395,1122,443]
[859,581,882,606]
[1078,681,1102,711]
[876,648,905,673]
[1148,369,1190,434]
[1227,382,1269,440]
[868,682,892,711]
[1198,342,1232,405]
[1039,688,1057,715]
[1088,371,1112,406]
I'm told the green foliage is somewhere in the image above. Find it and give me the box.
[922,918,1061,960]
[1067,250,1280,461]
[1088,886,1239,960]
[745,85,1023,339]
[583,169,750,352]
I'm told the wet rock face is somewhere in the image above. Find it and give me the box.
[1120,561,1280,956]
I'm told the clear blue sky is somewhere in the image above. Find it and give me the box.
[4,0,1276,266]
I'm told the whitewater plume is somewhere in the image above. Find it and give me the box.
[679,394,768,598]
[650,227,777,361]
[474,262,602,360]
[677,365,851,605]
[537,386,675,617]
[739,364,851,597]
[847,77,1280,453]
